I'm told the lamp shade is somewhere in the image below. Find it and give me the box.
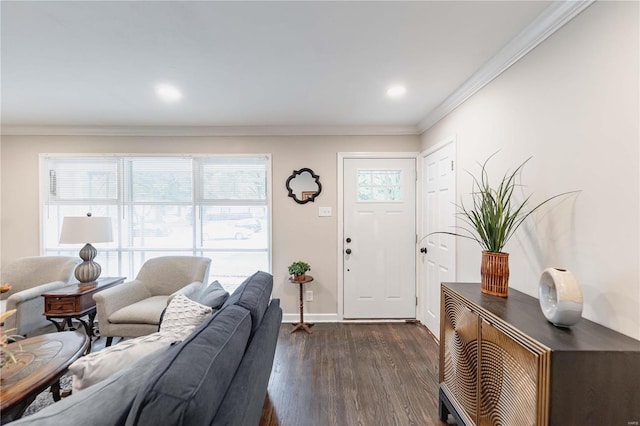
[59,216,113,244]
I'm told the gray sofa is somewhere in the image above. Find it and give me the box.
[12,271,282,426]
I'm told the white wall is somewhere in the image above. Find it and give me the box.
[421,1,639,339]
[0,135,420,319]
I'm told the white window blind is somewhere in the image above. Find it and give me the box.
[200,157,267,202]
[125,157,193,203]
[48,158,118,202]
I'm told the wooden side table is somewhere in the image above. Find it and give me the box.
[289,275,314,334]
[0,331,89,422]
[42,276,125,353]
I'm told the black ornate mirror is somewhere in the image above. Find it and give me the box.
[286,168,322,204]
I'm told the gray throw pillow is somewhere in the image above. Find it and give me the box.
[224,271,273,334]
[196,280,229,308]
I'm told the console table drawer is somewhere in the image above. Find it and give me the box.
[45,297,77,314]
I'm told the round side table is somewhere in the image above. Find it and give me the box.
[289,275,314,334]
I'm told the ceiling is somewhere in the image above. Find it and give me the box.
[1,1,555,134]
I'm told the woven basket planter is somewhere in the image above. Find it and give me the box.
[481,251,510,297]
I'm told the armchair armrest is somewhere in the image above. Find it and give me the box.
[3,280,69,333]
[168,281,203,304]
[5,280,68,309]
[93,280,152,324]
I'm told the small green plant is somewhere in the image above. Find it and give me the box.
[288,261,311,276]
[436,153,578,253]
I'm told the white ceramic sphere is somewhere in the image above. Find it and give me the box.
[538,268,583,327]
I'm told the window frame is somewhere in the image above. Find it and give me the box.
[39,153,272,282]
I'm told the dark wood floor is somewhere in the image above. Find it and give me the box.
[260,323,454,426]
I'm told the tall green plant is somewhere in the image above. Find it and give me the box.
[439,153,577,253]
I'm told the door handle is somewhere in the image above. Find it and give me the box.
[345,249,352,255]
[420,247,427,254]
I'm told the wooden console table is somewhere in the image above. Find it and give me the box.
[42,277,125,353]
[439,282,640,426]
[289,275,314,334]
[0,331,89,422]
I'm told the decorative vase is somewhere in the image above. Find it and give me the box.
[538,268,583,327]
[480,251,510,297]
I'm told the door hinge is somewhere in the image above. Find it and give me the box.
[451,160,454,171]
[416,296,418,306]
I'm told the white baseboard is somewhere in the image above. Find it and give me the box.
[282,313,417,324]
[282,313,340,323]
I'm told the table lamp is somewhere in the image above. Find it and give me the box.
[59,213,113,284]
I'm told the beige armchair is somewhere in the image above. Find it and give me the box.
[93,256,211,346]
[0,256,80,336]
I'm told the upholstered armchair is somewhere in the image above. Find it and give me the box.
[93,256,211,346]
[0,256,80,336]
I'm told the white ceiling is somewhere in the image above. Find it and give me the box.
[1,1,556,134]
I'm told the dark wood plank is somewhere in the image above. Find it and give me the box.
[260,323,455,426]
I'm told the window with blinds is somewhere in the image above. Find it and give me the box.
[42,155,270,284]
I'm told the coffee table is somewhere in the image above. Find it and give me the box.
[0,331,89,422]
[42,276,125,353]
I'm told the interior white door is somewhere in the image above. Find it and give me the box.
[343,158,416,319]
[420,143,456,336]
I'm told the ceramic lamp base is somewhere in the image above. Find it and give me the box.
[75,243,102,283]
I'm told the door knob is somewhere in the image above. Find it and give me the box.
[345,249,352,255]
[420,247,427,254]
[346,237,352,243]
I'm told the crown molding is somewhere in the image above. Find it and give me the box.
[1,124,420,137]
[417,0,595,133]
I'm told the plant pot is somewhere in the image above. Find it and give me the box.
[481,251,510,297]
[292,274,307,282]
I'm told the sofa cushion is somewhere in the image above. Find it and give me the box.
[159,294,212,335]
[125,305,252,426]
[109,295,168,324]
[69,332,182,392]
[213,299,283,426]
[10,347,168,426]
[195,280,229,308]
[223,271,273,334]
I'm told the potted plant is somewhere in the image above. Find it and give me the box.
[434,153,576,297]
[288,261,311,282]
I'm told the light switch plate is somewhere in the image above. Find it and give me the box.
[318,207,332,217]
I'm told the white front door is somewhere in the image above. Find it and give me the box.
[343,157,416,319]
[420,142,456,337]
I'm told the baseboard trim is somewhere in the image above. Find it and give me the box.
[282,313,418,324]
[283,313,340,323]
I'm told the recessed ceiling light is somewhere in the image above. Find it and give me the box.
[386,84,407,98]
[155,83,183,103]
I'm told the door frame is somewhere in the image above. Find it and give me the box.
[417,136,457,329]
[337,152,420,321]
